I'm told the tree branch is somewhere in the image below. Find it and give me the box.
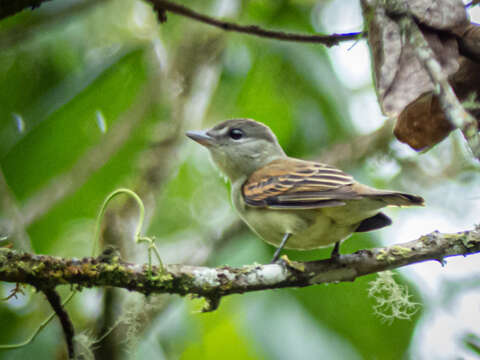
[149,0,363,47]
[1,227,479,310]
[41,288,75,359]
[0,0,363,47]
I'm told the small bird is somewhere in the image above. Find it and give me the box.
[186,119,424,262]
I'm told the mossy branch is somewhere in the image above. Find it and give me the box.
[1,227,479,309]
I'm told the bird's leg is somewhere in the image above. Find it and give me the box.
[271,233,291,263]
[330,241,340,259]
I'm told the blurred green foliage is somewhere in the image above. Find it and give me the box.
[0,0,430,359]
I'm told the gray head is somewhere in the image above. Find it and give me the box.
[186,118,286,181]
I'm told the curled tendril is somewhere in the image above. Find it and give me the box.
[93,188,164,274]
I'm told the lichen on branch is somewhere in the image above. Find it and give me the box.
[1,227,479,309]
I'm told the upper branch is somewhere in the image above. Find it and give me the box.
[0,0,363,47]
[149,0,363,47]
[1,227,479,306]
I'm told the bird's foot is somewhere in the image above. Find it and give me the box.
[330,241,341,260]
[270,233,291,263]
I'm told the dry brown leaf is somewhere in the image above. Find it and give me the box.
[362,0,464,117]
[455,23,480,63]
[394,92,453,150]
[385,28,459,116]
[395,57,480,150]
[366,5,402,107]
[361,0,475,150]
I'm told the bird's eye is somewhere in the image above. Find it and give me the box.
[229,128,244,140]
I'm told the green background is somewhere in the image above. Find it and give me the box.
[1,0,479,359]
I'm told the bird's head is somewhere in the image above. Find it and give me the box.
[186,118,286,182]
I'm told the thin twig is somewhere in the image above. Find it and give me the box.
[42,288,75,359]
[1,227,479,309]
[0,0,363,46]
[465,1,480,8]
[0,0,363,47]
[149,0,363,47]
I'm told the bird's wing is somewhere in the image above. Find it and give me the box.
[242,158,358,209]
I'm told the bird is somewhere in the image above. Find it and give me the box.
[186,118,424,262]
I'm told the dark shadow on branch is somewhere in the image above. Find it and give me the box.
[0,0,53,21]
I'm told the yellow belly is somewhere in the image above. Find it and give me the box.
[239,206,359,250]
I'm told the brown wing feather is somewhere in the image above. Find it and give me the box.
[243,158,358,209]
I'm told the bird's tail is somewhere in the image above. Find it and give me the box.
[369,191,424,207]
[354,184,424,206]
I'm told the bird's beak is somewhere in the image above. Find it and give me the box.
[186,130,215,147]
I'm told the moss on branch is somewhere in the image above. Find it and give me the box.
[1,227,479,307]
